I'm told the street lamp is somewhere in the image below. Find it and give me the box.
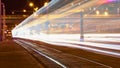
[34,7,39,12]
[29,2,35,13]
[29,2,34,7]
[23,9,27,12]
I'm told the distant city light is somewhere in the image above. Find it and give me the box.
[104,11,109,16]
[33,13,38,17]
[12,11,14,14]
[23,9,26,12]
[98,0,119,5]
[34,7,39,11]
[44,2,48,7]
[96,10,100,15]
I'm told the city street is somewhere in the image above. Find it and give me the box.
[0,0,120,68]
[15,38,120,68]
[0,40,43,68]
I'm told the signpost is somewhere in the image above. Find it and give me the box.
[0,0,2,41]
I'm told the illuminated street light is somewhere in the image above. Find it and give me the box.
[34,7,39,12]
[29,2,34,7]
[23,9,27,12]
[29,2,35,13]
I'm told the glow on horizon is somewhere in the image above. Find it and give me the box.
[98,0,118,5]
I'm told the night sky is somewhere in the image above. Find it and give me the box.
[1,0,51,15]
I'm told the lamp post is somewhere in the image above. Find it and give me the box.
[29,2,34,13]
[0,0,2,41]
[2,3,6,40]
[0,2,6,41]
[28,2,39,13]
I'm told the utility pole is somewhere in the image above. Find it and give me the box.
[80,12,84,42]
[0,0,2,41]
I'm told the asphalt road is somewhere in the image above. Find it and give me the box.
[14,38,120,68]
[0,40,44,68]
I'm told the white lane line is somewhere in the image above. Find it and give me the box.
[48,39,120,50]
[30,47,67,68]
[14,40,67,68]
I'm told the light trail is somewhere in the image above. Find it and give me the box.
[11,0,120,60]
[13,32,120,58]
[13,33,120,50]
[43,40,120,58]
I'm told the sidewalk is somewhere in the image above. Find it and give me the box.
[0,40,43,68]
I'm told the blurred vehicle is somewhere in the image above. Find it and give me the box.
[12,0,120,40]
